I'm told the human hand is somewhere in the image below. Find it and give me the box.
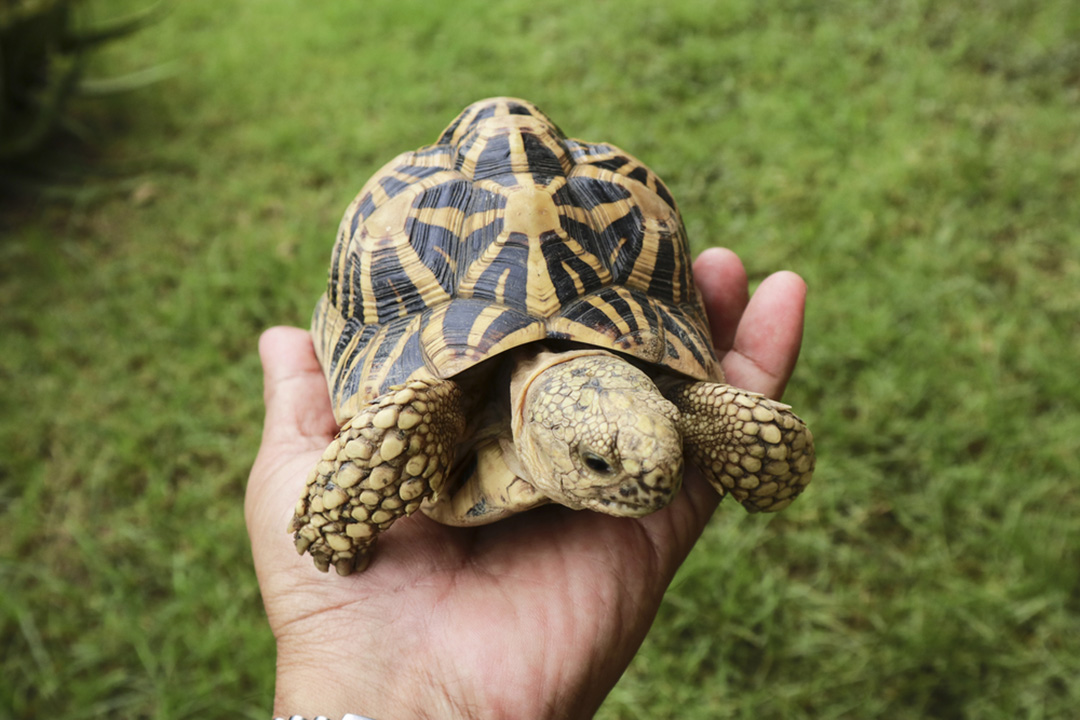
[245,247,807,719]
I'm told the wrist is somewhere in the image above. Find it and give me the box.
[272,654,388,720]
[272,636,463,720]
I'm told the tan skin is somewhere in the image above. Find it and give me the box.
[246,247,808,719]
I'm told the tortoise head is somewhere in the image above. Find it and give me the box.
[511,348,684,516]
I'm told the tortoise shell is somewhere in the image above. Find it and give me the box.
[313,97,720,423]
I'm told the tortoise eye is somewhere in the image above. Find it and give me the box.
[582,451,615,475]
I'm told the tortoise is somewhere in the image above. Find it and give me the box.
[289,97,815,575]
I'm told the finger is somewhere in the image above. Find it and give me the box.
[258,326,338,449]
[693,247,749,356]
[248,328,340,578]
[721,271,807,400]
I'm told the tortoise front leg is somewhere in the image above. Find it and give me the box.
[662,381,815,512]
[289,378,465,575]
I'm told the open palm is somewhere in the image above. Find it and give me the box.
[246,248,808,719]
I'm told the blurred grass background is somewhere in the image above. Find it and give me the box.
[2,0,1078,717]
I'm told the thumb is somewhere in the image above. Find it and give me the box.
[257,326,338,449]
[246,327,337,567]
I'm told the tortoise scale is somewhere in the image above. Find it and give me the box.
[289,97,815,575]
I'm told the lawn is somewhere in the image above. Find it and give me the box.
[2,0,1079,717]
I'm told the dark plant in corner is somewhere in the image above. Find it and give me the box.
[0,0,165,190]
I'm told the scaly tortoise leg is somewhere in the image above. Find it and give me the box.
[661,381,815,512]
[288,378,465,575]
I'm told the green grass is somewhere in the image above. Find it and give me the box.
[2,0,1079,717]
